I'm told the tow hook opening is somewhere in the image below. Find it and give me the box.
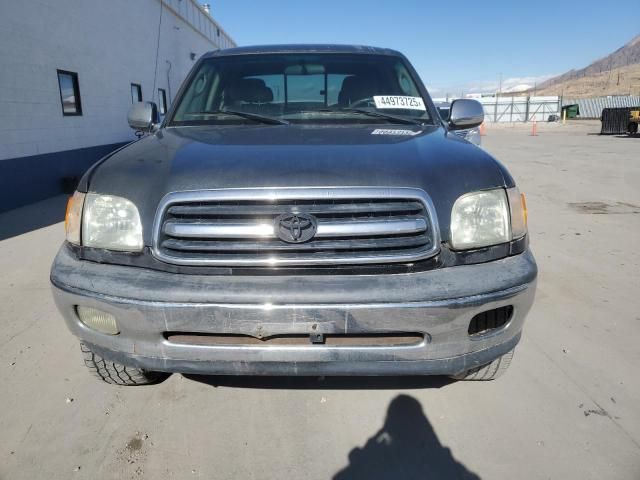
[310,332,325,344]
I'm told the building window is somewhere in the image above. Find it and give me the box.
[57,70,82,116]
[217,27,220,37]
[131,83,142,103]
[158,88,168,115]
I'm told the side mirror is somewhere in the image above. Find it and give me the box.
[127,102,159,132]
[449,99,484,130]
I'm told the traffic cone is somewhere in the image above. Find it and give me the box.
[480,122,486,136]
[531,120,537,136]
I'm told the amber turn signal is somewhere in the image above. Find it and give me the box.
[507,187,528,239]
[65,191,86,245]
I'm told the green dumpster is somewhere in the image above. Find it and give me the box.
[562,104,580,119]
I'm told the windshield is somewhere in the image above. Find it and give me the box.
[169,53,432,126]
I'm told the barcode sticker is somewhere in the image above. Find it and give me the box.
[373,96,426,111]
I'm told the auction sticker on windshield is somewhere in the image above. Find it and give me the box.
[373,96,426,111]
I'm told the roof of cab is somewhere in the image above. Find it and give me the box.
[204,44,403,58]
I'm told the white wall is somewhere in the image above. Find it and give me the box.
[434,96,561,123]
[477,96,560,122]
[0,0,236,161]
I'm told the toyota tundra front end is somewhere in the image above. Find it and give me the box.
[51,45,537,384]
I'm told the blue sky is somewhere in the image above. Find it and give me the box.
[205,0,639,96]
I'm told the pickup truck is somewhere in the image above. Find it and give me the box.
[51,45,537,385]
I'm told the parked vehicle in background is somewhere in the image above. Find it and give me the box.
[51,45,536,385]
[435,101,482,145]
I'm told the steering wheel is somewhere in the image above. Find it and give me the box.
[349,97,376,109]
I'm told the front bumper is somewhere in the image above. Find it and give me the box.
[51,245,537,376]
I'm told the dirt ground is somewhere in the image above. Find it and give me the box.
[1,120,639,479]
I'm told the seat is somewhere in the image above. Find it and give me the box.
[337,75,380,107]
[224,78,273,110]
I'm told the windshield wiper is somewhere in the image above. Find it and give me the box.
[305,108,424,125]
[183,109,289,125]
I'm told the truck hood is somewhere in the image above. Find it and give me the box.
[87,124,513,244]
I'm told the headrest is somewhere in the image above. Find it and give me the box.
[338,75,379,106]
[226,78,273,103]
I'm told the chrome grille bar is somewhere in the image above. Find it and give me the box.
[162,234,431,252]
[164,218,427,239]
[165,222,274,238]
[317,218,426,237]
[166,201,425,217]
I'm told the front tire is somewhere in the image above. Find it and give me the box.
[451,348,515,381]
[80,342,167,385]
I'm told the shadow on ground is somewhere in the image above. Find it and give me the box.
[588,133,640,137]
[333,394,480,479]
[0,195,67,241]
[182,374,453,390]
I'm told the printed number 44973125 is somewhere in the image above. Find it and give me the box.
[373,96,426,111]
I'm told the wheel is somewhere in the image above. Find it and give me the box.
[80,342,167,385]
[450,348,515,381]
[628,122,638,135]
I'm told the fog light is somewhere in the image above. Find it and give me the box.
[76,306,119,334]
[468,306,513,336]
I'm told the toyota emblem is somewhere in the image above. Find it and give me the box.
[274,213,318,243]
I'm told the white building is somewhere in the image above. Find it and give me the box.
[0,0,236,212]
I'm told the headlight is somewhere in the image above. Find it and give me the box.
[450,187,528,250]
[450,189,510,249]
[65,191,85,245]
[82,193,143,251]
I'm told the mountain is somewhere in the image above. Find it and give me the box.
[527,33,640,97]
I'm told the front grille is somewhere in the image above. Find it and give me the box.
[152,188,440,266]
